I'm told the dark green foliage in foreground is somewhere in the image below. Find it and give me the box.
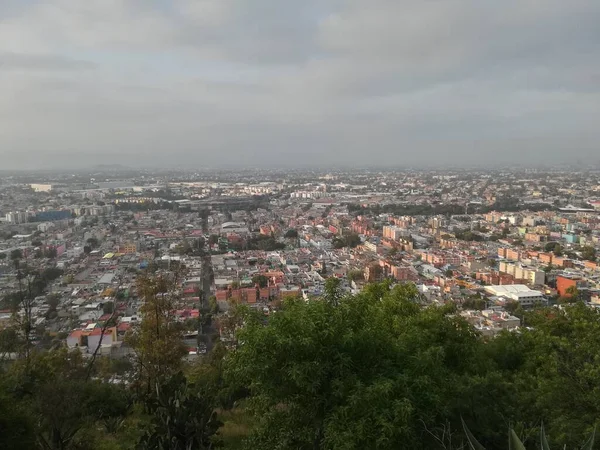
[138,372,222,450]
[226,282,488,449]
[225,284,600,449]
[462,419,596,450]
[3,282,600,449]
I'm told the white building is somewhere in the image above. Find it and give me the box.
[30,184,53,192]
[485,285,546,307]
[37,222,55,233]
[5,211,28,224]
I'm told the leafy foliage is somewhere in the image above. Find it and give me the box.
[462,420,595,450]
[139,372,222,450]
[3,279,600,449]
[225,283,491,449]
[332,232,361,249]
[126,273,188,395]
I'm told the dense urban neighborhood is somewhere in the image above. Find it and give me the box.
[2,169,600,347]
[2,168,600,449]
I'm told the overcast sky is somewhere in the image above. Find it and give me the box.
[1,0,599,170]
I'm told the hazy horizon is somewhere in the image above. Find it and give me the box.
[1,1,599,170]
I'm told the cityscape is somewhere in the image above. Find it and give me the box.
[2,0,600,449]
[2,168,600,338]
[1,167,600,448]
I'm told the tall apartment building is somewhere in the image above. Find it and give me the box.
[499,262,545,286]
[383,225,406,241]
[5,211,28,224]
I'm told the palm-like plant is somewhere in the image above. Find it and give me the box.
[461,418,596,450]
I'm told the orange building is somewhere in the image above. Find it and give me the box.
[556,274,582,297]
[118,243,137,254]
[506,248,521,261]
[538,253,553,265]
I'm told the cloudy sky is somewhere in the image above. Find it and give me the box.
[1,0,599,170]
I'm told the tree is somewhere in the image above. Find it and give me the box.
[127,272,188,396]
[177,239,192,256]
[208,296,219,315]
[332,233,362,249]
[46,294,61,312]
[344,232,361,248]
[0,348,132,449]
[42,267,63,282]
[503,300,521,315]
[581,246,597,262]
[10,249,23,261]
[347,269,364,283]
[454,230,484,242]
[462,420,597,450]
[559,285,581,304]
[138,372,222,450]
[86,237,99,249]
[0,391,35,449]
[0,327,21,360]
[225,282,492,450]
[323,277,342,305]
[462,297,487,311]
[45,247,58,259]
[252,274,269,288]
[498,304,600,448]
[365,263,383,282]
[0,253,6,261]
[102,301,114,315]
[284,229,299,239]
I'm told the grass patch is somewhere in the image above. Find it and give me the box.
[218,405,253,449]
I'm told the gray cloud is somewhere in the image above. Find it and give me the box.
[0,53,96,71]
[0,0,599,169]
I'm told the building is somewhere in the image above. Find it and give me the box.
[5,211,28,224]
[484,285,545,307]
[383,225,406,241]
[30,184,53,192]
[118,243,137,254]
[556,274,586,297]
[498,262,545,286]
[364,263,384,282]
[220,222,249,234]
[389,264,419,281]
[37,222,55,233]
[35,210,71,222]
[97,272,117,286]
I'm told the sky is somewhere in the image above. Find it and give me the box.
[1,0,599,170]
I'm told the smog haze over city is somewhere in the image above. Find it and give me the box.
[1,0,600,170]
[5,2,600,450]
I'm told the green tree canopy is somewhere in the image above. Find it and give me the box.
[284,229,299,239]
[581,246,597,262]
[251,274,269,288]
[225,283,492,449]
